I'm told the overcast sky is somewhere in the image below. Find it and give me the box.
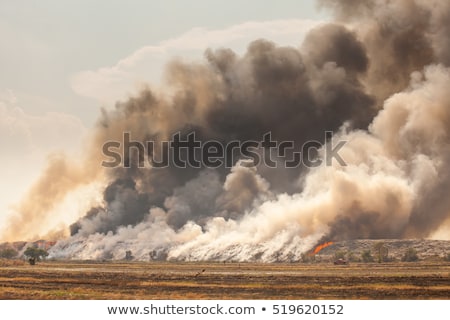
[0,0,329,229]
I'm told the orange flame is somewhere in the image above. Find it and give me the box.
[311,241,334,255]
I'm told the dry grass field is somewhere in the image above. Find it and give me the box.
[0,260,449,299]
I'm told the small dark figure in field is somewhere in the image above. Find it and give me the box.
[28,257,35,265]
[194,269,206,277]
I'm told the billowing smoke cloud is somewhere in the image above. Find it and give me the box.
[319,0,450,102]
[5,0,450,261]
[2,153,101,241]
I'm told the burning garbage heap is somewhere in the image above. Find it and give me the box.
[2,0,450,261]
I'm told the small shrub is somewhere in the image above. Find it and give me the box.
[300,253,315,263]
[334,250,346,260]
[0,248,18,259]
[373,242,389,263]
[361,250,374,262]
[402,248,419,262]
[347,251,361,262]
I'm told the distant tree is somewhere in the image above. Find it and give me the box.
[402,248,419,262]
[23,247,48,261]
[373,242,389,263]
[0,248,18,259]
[361,250,374,262]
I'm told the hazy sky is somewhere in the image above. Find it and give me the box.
[0,0,326,122]
[0,1,329,230]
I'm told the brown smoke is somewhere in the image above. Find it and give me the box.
[1,154,98,241]
[1,135,104,241]
[319,0,450,104]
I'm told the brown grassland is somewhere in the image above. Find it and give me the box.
[0,259,449,299]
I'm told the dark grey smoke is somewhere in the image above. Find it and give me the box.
[70,28,376,236]
[70,178,151,236]
[319,0,449,102]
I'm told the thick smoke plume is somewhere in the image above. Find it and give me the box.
[2,153,102,241]
[4,0,450,261]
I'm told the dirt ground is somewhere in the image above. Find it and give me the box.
[0,260,449,299]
